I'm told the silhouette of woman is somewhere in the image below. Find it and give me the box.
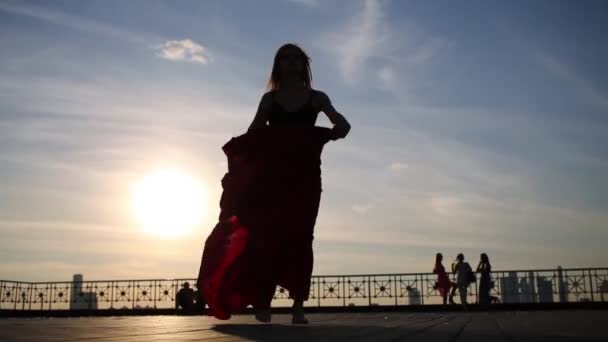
[433,253,456,305]
[248,43,350,324]
[477,253,492,307]
[197,43,350,325]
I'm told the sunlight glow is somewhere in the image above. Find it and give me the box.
[130,168,206,237]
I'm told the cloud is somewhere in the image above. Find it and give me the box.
[389,162,408,171]
[404,37,448,64]
[536,53,608,111]
[0,2,158,44]
[318,0,448,89]
[156,39,211,64]
[377,65,395,85]
[352,204,373,215]
[320,0,390,84]
[287,0,320,7]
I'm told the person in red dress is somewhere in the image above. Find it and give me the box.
[433,253,456,305]
[247,43,350,324]
[197,43,350,325]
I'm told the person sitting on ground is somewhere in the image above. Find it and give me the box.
[176,282,195,311]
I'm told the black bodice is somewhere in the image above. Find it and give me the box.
[268,90,319,126]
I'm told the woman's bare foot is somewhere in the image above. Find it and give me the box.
[254,308,271,323]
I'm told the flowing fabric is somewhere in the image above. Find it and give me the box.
[197,126,333,320]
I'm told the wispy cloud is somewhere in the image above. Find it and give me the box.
[377,65,395,85]
[287,0,320,7]
[155,39,211,64]
[318,0,448,90]
[388,162,408,171]
[0,2,158,44]
[320,0,390,85]
[403,37,448,64]
[351,204,373,215]
[537,53,608,111]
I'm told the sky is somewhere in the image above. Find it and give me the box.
[1,0,607,282]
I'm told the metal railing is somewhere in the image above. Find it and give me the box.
[1,267,607,311]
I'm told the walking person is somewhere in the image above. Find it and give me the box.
[198,43,350,325]
[433,253,456,305]
[477,253,493,307]
[452,253,473,310]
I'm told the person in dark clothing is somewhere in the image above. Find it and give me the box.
[197,43,350,325]
[477,253,493,307]
[452,253,473,310]
[176,282,195,311]
[247,43,350,324]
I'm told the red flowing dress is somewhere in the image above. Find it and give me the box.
[197,121,333,319]
[433,263,455,297]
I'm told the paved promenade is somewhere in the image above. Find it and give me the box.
[1,311,606,341]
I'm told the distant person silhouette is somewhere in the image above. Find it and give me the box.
[476,253,494,307]
[247,43,350,324]
[198,43,351,325]
[433,253,456,305]
[176,282,195,311]
[452,253,473,310]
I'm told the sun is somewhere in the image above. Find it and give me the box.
[130,168,206,237]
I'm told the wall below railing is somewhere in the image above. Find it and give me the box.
[1,267,607,312]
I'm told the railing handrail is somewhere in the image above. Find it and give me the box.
[2,266,607,285]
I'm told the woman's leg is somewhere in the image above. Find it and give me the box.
[292,297,308,324]
[459,284,468,309]
[449,284,456,304]
[284,236,314,324]
[253,283,275,323]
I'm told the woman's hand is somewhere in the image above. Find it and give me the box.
[331,119,351,140]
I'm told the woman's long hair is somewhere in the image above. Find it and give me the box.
[435,253,443,266]
[480,253,490,265]
[267,43,313,91]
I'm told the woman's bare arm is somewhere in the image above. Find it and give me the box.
[248,92,272,131]
[317,91,351,139]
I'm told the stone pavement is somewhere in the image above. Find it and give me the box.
[1,311,606,341]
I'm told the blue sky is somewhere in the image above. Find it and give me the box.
[1,0,607,281]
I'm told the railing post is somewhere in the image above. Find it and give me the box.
[557,267,567,303]
[40,284,44,311]
[110,281,114,309]
[28,283,33,310]
[153,280,157,310]
[588,269,595,302]
[394,275,398,306]
[131,281,135,309]
[420,274,424,306]
[49,284,53,311]
[317,277,321,308]
[368,276,372,307]
[14,284,17,310]
[342,276,346,307]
